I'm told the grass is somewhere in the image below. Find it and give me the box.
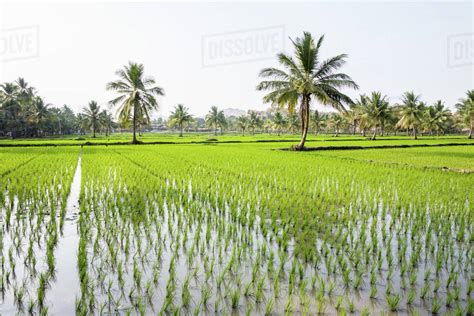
[0,138,472,315]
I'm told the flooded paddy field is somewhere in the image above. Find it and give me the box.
[1,144,472,315]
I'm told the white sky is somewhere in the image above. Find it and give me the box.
[0,2,472,118]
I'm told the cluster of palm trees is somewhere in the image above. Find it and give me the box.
[2,32,472,145]
[0,79,77,137]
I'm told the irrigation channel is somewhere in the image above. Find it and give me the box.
[47,151,82,314]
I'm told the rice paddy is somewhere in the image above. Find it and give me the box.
[0,142,473,315]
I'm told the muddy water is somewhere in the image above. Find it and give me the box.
[48,153,82,315]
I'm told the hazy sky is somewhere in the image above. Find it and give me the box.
[0,2,472,117]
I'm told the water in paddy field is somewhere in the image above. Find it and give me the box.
[47,153,82,314]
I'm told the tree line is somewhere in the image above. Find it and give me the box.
[1,32,473,145]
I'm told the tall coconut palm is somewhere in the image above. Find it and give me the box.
[256,32,358,150]
[360,91,390,140]
[396,91,424,139]
[169,104,193,137]
[455,90,474,139]
[107,62,164,144]
[82,101,101,138]
[236,115,248,136]
[248,111,262,135]
[272,112,286,136]
[206,106,226,135]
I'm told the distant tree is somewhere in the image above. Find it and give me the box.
[248,111,262,135]
[168,104,193,136]
[328,113,346,137]
[236,115,248,136]
[310,110,326,135]
[82,101,101,138]
[455,90,474,138]
[287,112,300,133]
[28,97,51,136]
[360,92,390,140]
[422,101,451,136]
[99,110,115,136]
[396,91,424,139]
[206,106,226,135]
[272,112,286,136]
[107,62,164,144]
[257,32,358,150]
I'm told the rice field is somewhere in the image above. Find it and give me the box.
[0,142,473,315]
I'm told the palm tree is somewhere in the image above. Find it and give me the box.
[455,90,474,139]
[99,110,115,137]
[169,104,193,137]
[236,115,248,136]
[248,111,262,135]
[287,112,300,133]
[256,32,358,150]
[360,91,390,140]
[107,62,164,144]
[28,97,51,136]
[310,110,326,135]
[272,112,286,136]
[82,101,101,138]
[396,91,424,139]
[206,106,226,135]
[328,113,346,137]
[423,101,451,136]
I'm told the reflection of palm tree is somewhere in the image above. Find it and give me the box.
[257,32,357,149]
[107,62,164,143]
[82,101,101,138]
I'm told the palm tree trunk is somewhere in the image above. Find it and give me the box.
[371,127,376,140]
[469,125,472,139]
[413,127,417,140]
[132,105,138,144]
[296,95,310,150]
[179,125,183,137]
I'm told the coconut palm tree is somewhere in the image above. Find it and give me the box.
[248,111,262,135]
[455,90,474,139]
[310,110,327,135]
[107,62,164,144]
[360,92,390,140]
[28,97,51,136]
[287,112,300,133]
[169,104,193,137]
[256,32,358,150]
[236,115,248,136]
[328,113,346,137]
[82,101,101,138]
[206,106,226,135]
[272,112,286,136]
[423,101,451,136]
[396,91,424,139]
[99,110,115,137]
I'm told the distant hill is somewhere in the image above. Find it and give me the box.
[222,108,246,117]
